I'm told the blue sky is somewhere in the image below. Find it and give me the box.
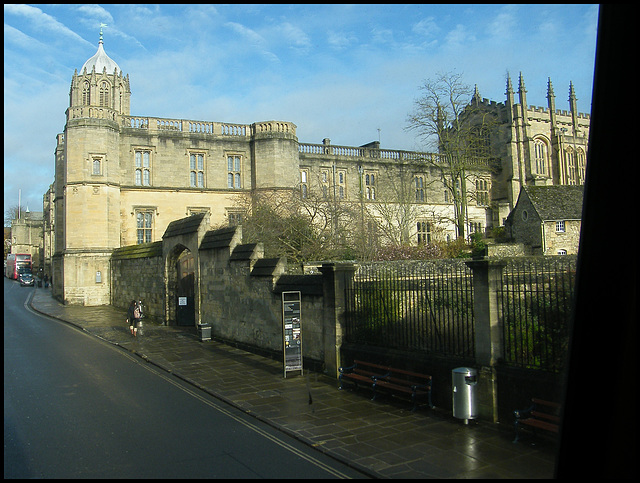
[4,4,599,219]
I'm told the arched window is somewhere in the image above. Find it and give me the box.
[99,81,110,107]
[564,148,576,185]
[533,138,549,175]
[577,148,586,185]
[82,81,90,105]
[469,126,490,158]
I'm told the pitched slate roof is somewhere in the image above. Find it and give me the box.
[523,185,584,220]
[162,213,206,239]
[199,226,238,250]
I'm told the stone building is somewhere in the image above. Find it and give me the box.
[46,33,590,305]
[10,210,44,273]
[505,185,584,255]
[461,73,590,229]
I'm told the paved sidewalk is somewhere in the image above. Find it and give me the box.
[28,288,557,478]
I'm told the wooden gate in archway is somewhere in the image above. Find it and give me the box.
[176,250,195,326]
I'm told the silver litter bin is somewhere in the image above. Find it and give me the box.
[198,323,212,341]
[452,367,478,424]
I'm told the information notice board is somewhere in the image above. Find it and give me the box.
[282,291,302,377]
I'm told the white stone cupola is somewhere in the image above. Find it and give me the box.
[68,27,131,118]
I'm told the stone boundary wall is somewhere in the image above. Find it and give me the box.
[111,241,164,320]
[110,229,338,373]
[108,219,569,423]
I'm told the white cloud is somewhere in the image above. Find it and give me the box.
[412,17,440,39]
[486,4,518,41]
[277,22,311,52]
[327,30,357,50]
[4,4,93,47]
[444,24,476,48]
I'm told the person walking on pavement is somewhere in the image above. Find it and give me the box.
[127,299,142,336]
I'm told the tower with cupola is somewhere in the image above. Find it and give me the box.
[52,28,129,304]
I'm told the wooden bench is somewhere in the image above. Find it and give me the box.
[513,398,561,443]
[338,359,391,392]
[339,360,433,411]
[372,367,434,411]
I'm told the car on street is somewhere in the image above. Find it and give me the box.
[18,272,34,287]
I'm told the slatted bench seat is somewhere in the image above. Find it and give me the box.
[373,367,433,411]
[339,360,433,411]
[338,359,391,392]
[513,398,561,443]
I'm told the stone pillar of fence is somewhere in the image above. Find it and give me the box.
[465,259,506,423]
[319,262,357,378]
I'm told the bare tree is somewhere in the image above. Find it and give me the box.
[228,186,360,266]
[4,205,27,227]
[367,165,422,247]
[406,71,496,239]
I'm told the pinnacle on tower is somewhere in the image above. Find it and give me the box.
[547,77,555,99]
[518,72,527,107]
[472,84,481,105]
[568,81,578,106]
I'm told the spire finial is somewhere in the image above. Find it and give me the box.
[568,81,577,102]
[518,72,526,94]
[472,84,481,105]
[505,72,514,96]
[99,23,108,44]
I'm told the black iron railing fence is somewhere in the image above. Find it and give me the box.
[344,256,576,372]
[499,256,576,373]
[344,260,474,358]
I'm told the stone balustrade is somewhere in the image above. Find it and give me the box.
[120,116,298,138]
[298,142,488,166]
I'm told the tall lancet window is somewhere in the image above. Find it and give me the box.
[99,81,110,107]
[82,81,90,105]
[533,138,549,175]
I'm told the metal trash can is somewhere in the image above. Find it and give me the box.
[452,367,478,423]
[198,323,211,342]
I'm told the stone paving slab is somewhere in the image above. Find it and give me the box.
[27,288,558,479]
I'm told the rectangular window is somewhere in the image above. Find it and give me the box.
[337,169,346,199]
[417,221,431,244]
[190,153,205,188]
[365,171,376,200]
[300,169,309,198]
[136,211,153,244]
[321,169,330,199]
[476,179,489,206]
[555,220,566,233]
[135,150,151,186]
[228,212,243,226]
[227,155,242,189]
[415,175,425,202]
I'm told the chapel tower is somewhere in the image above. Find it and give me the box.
[53,28,129,305]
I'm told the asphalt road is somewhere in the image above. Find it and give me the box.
[3,278,368,478]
